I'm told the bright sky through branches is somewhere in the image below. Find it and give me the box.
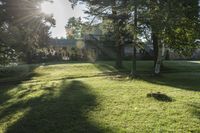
[41,0,87,38]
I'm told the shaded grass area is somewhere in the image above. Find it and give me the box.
[1,81,110,133]
[97,61,200,91]
[0,61,199,132]
[0,64,39,85]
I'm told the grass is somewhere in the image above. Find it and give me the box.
[0,61,199,133]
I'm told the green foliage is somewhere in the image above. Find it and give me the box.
[0,0,55,65]
[65,17,83,39]
[141,0,200,56]
[0,44,17,65]
[71,0,200,57]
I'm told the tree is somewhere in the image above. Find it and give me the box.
[140,0,200,75]
[164,0,200,56]
[69,0,132,68]
[69,0,200,75]
[0,0,55,64]
[65,17,82,39]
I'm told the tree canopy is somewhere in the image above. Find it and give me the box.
[69,0,200,74]
[0,0,55,65]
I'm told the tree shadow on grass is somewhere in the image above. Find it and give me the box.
[0,64,42,106]
[1,80,109,133]
[140,61,200,92]
[94,61,200,92]
[0,86,12,105]
[188,103,200,120]
[139,73,200,92]
[0,64,40,87]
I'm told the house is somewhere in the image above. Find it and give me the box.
[49,38,85,60]
[49,36,152,61]
[49,36,200,61]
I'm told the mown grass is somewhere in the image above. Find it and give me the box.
[0,61,199,133]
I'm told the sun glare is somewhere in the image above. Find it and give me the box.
[39,0,87,38]
[41,2,54,15]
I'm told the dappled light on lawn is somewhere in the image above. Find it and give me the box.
[0,61,199,132]
[0,0,200,132]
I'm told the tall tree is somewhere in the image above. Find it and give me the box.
[65,17,82,39]
[141,0,200,75]
[69,0,200,74]
[69,0,131,68]
[0,0,55,64]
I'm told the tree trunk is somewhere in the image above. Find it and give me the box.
[116,43,123,69]
[26,51,32,64]
[131,0,138,76]
[154,43,165,75]
[152,32,158,67]
[114,27,123,69]
[112,3,123,69]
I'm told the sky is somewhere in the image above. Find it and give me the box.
[41,0,87,38]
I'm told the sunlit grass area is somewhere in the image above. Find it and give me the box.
[0,61,200,133]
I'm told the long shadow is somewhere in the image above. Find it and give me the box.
[1,80,109,133]
[94,61,200,92]
[188,102,200,120]
[141,61,200,91]
[0,64,40,87]
[0,65,41,106]
[139,73,200,92]
[0,86,12,105]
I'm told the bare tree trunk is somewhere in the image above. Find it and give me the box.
[154,43,165,75]
[112,2,123,69]
[131,0,138,76]
[116,43,123,68]
[152,33,158,67]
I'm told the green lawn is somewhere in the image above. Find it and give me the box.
[0,61,199,133]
